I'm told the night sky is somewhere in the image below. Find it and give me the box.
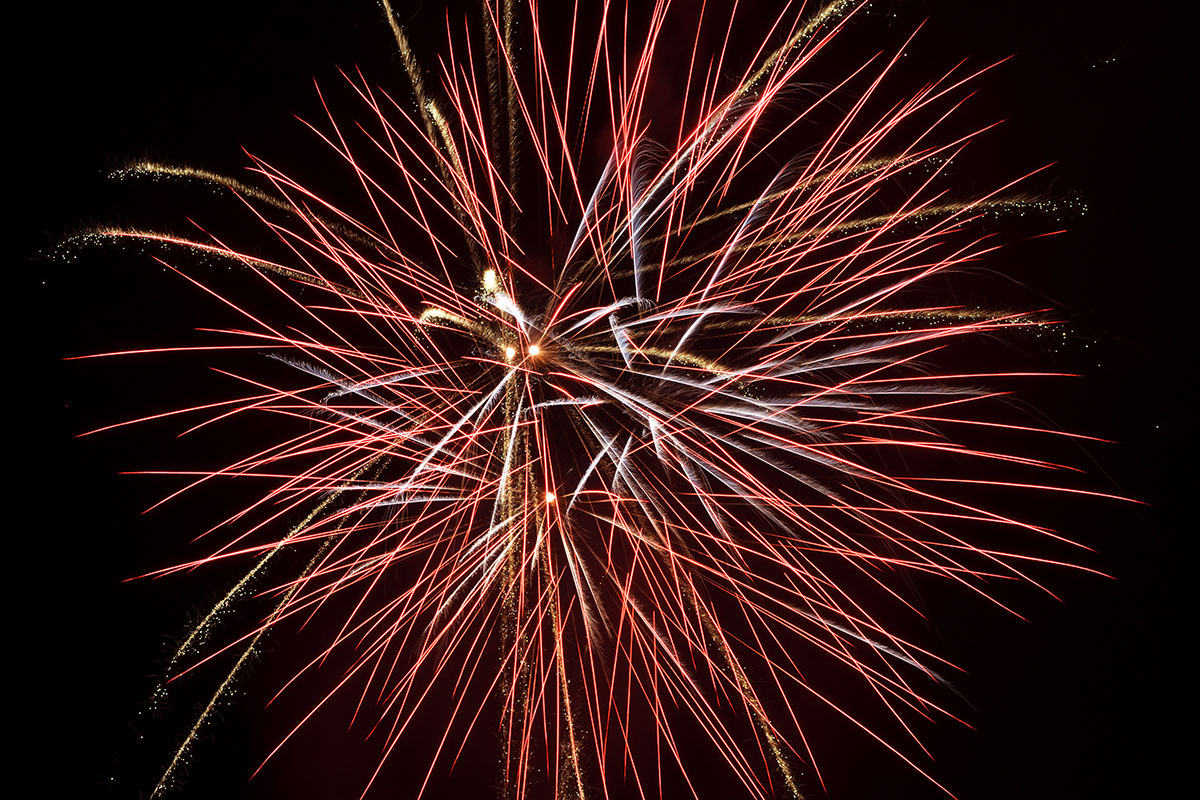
[19,2,1179,798]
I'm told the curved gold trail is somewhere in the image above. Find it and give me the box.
[150,457,389,798]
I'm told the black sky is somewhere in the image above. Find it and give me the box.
[19,2,1180,798]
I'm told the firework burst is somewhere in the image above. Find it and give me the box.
[80,1,1107,797]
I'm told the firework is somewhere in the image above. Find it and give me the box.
[82,1,1106,797]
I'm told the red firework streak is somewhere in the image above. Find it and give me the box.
[83,1,1113,798]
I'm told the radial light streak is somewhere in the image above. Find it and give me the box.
[87,1,1103,798]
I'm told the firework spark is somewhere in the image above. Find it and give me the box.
[84,1,1105,797]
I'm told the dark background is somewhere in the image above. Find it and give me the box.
[18,1,1178,798]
